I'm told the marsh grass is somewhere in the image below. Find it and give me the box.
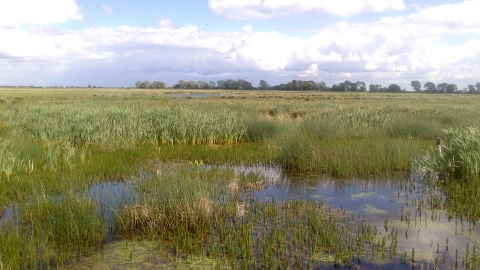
[115,164,385,268]
[2,89,480,268]
[4,104,246,148]
[0,193,106,269]
[117,165,227,236]
[0,140,32,181]
[421,127,480,179]
[273,131,427,177]
[237,171,269,190]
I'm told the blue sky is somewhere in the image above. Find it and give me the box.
[0,0,479,90]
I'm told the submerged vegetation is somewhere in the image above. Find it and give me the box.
[1,88,480,268]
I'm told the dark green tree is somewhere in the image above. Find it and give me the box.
[446,84,457,93]
[387,84,402,92]
[423,82,436,92]
[410,80,421,92]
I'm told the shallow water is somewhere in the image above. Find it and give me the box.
[5,164,478,269]
[251,169,480,268]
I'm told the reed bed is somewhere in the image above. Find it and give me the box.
[421,127,480,180]
[0,193,106,269]
[3,104,246,148]
[113,164,386,269]
[0,140,32,181]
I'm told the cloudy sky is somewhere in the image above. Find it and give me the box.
[0,0,479,89]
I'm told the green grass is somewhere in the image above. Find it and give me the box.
[114,164,384,269]
[0,193,106,269]
[2,88,480,268]
[421,127,480,180]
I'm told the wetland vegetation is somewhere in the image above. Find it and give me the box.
[1,88,480,269]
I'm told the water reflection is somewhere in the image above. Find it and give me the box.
[246,167,480,267]
[4,163,480,269]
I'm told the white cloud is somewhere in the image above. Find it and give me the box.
[102,5,113,14]
[0,1,479,88]
[156,19,178,29]
[409,0,480,27]
[0,0,82,27]
[209,0,405,19]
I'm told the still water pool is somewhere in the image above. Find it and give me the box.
[4,164,477,269]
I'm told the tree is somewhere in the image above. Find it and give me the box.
[301,81,317,90]
[188,80,198,89]
[216,80,226,89]
[446,84,457,93]
[225,79,239,89]
[356,81,366,92]
[369,84,378,92]
[152,81,167,89]
[369,84,383,92]
[410,80,421,92]
[286,81,297,90]
[135,81,144,89]
[143,81,152,89]
[259,80,270,90]
[344,80,351,91]
[476,83,480,92]
[237,79,253,90]
[424,82,436,92]
[349,81,358,91]
[332,83,346,92]
[178,80,188,89]
[468,85,477,93]
[197,81,207,89]
[437,83,448,93]
[209,81,216,89]
[387,84,402,92]
[316,81,327,91]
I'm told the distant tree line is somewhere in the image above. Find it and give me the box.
[135,81,168,89]
[134,79,480,94]
[410,81,480,94]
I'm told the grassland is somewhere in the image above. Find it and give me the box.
[1,88,480,268]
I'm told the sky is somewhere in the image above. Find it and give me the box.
[0,0,479,90]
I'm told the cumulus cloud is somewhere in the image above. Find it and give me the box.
[0,0,82,27]
[0,1,479,88]
[409,0,480,27]
[209,0,405,19]
[102,5,113,14]
[156,19,178,29]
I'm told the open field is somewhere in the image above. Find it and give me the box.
[2,88,480,269]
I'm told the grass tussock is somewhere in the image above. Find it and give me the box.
[421,127,480,180]
[117,167,221,235]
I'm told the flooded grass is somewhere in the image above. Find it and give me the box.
[2,89,480,268]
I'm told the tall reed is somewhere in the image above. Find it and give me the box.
[421,127,480,179]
